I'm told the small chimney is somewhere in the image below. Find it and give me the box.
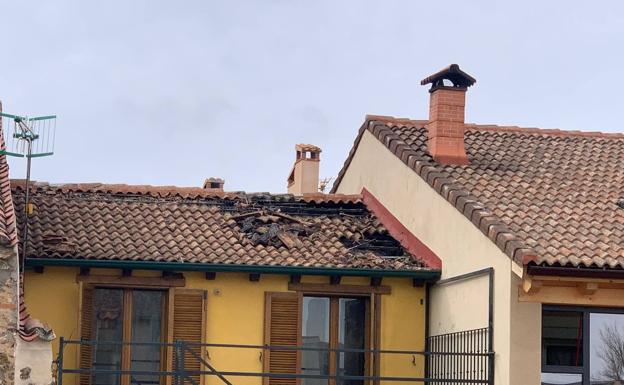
[421,64,476,165]
[203,177,225,191]
[287,144,321,195]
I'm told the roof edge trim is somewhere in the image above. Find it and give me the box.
[25,258,441,279]
[361,187,442,269]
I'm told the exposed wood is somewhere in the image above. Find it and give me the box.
[370,276,382,287]
[205,271,216,280]
[577,282,599,295]
[79,267,90,276]
[329,275,342,285]
[289,275,301,284]
[249,273,261,282]
[522,276,542,294]
[263,292,300,385]
[288,282,391,295]
[75,274,185,288]
[518,285,624,307]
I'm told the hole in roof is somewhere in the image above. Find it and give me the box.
[340,232,408,258]
[617,199,624,209]
[231,210,319,249]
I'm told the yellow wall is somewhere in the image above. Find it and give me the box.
[24,267,425,385]
[334,130,542,385]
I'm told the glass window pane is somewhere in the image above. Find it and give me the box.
[540,372,582,385]
[130,290,163,385]
[338,298,366,385]
[590,313,624,384]
[302,297,330,385]
[93,288,124,385]
[542,311,583,367]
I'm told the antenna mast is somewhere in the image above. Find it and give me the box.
[0,112,57,270]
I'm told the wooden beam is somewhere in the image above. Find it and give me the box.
[577,282,599,295]
[522,276,542,294]
[519,285,624,307]
[205,272,216,280]
[162,271,183,279]
[288,282,391,295]
[370,277,382,287]
[76,274,185,288]
[249,273,261,282]
[289,275,301,284]
[329,275,342,285]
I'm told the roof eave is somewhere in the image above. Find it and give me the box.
[527,264,624,280]
[25,257,441,280]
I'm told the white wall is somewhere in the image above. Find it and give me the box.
[334,130,541,385]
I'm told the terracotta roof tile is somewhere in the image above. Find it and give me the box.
[12,182,434,272]
[0,103,18,248]
[332,116,624,270]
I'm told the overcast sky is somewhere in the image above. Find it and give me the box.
[1,1,623,193]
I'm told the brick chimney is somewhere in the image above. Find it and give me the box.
[287,144,321,195]
[421,64,476,165]
[203,177,224,191]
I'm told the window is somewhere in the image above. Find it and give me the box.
[301,296,368,385]
[542,306,624,385]
[79,284,206,385]
[265,290,375,385]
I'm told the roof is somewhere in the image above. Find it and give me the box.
[12,181,438,273]
[0,103,18,247]
[332,115,624,270]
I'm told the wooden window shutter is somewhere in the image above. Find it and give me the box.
[263,292,301,385]
[78,283,94,385]
[172,289,207,385]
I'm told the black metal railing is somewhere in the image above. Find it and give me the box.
[426,328,492,385]
[56,333,494,385]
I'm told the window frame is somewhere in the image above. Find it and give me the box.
[542,305,624,385]
[87,285,169,385]
[297,289,375,385]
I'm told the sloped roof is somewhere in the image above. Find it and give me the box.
[12,181,438,273]
[0,103,18,247]
[332,115,624,270]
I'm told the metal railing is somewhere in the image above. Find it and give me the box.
[426,328,492,384]
[57,332,494,385]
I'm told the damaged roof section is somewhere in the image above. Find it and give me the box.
[12,182,437,272]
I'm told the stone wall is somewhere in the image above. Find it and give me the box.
[0,245,18,385]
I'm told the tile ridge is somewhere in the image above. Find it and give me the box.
[10,180,364,204]
[466,123,624,139]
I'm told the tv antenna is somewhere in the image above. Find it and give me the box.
[0,111,56,270]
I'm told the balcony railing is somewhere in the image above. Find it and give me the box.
[56,329,494,385]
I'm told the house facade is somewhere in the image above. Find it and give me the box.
[332,65,624,385]
[14,173,444,385]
